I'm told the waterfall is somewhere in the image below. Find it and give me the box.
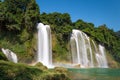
[96,45,108,68]
[1,48,18,63]
[70,36,78,64]
[37,23,53,68]
[92,40,108,68]
[70,29,108,68]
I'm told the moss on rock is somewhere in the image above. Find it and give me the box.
[34,62,48,70]
[0,60,71,80]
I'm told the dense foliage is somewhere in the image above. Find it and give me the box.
[0,0,40,62]
[0,0,120,63]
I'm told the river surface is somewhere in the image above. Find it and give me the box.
[68,68,120,80]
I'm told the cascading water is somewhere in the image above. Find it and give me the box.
[70,29,93,68]
[97,45,108,68]
[37,23,53,68]
[1,48,18,63]
[70,29,108,68]
[92,40,108,68]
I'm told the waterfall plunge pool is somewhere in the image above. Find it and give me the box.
[68,68,120,80]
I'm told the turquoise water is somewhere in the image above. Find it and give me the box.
[68,68,120,80]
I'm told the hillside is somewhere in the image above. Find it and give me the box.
[0,0,120,65]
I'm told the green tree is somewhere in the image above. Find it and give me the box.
[0,0,40,62]
[0,0,40,33]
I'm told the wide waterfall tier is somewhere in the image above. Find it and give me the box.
[1,48,18,63]
[70,29,108,68]
[37,23,53,68]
